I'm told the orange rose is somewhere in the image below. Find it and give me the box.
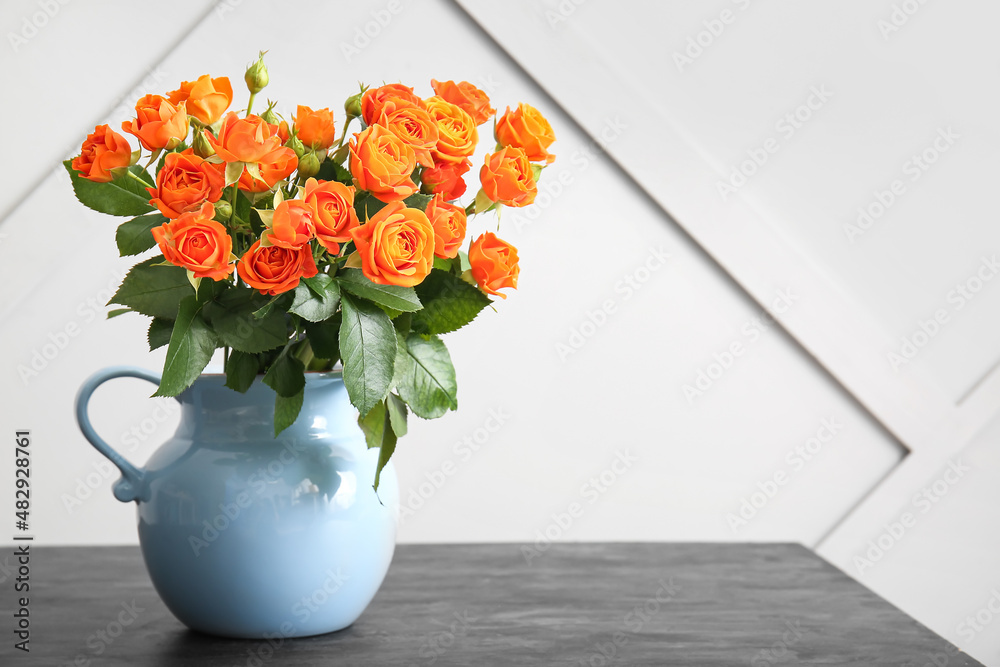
[237,147,298,193]
[147,151,224,219]
[167,75,233,125]
[264,199,315,249]
[303,178,359,254]
[361,83,424,125]
[421,158,470,201]
[425,195,467,259]
[496,103,556,164]
[151,202,235,281]
[468,232,519,299]
[238,240,318,296]
[121,94,189,151]
[375,100,439,167]
[210,112,284,164]
[430,79,495,126]
[424,97,478,165]
[72,124,133,183]
[293,105,337,150]
[349,124,418,203]
[479,147,536,207]
[350,202,434,287]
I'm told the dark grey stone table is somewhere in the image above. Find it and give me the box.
[0,543,981,665]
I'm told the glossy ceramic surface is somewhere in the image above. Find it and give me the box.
[75,366,398,638]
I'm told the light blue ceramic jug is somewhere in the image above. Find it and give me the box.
[75,366,398,638]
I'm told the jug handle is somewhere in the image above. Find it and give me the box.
[75,366,164,503]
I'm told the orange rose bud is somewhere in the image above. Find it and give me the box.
[121,94,189,152]
[349,124,418,203]
[421,158,470,201]
[265,199,316,249]
[425,195,467,259]
[147,151,224,219]
[468,232,519,299]
[238,240,318,296]
[375,100,439,167]
[424,96,478,165]
[293,105,337,150]
[303,178,359,254]
[167,75,233,126]
[237,146,298,193]
[350,202,434,287]
[151,202,235,281]
[430,79,495,126]
[360,83,424,125]
[72,124,133,183]
[496,103,556,164]
[479,147,537,207]
[210,112,284,165]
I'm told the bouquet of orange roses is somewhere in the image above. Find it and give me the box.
[66,53,555,487]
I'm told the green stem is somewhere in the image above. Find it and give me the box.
[336,115,355,149]
[126,169,154,189]
[227,185,238,228]
[246,92,257,118]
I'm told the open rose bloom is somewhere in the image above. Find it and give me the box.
[66,54,556,486]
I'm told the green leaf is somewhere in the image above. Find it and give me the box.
[338,269,422,313]
[358,401,388,450]
[289,274,340,322]
[224,350,259,393]
[339,293,397,416]
[316,159,353,185]
[148,317,173,351]
[304,313,341,361]
[110,256,193,320]
[402,192,433,212]
[274,388,304,436]
[205,289,288,353]
[115,213,167,256]
[356,400,398,491]
[374,415,397,492]
[154,296,218,397]
[412,269,491,335]
[63,161,155,217]
[354,192,387,221]
[394,333,458,419]
[106,308,133,319]
[387,393,408,437]
[263,345,306,398]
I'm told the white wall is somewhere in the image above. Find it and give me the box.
[3,0,990,663]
